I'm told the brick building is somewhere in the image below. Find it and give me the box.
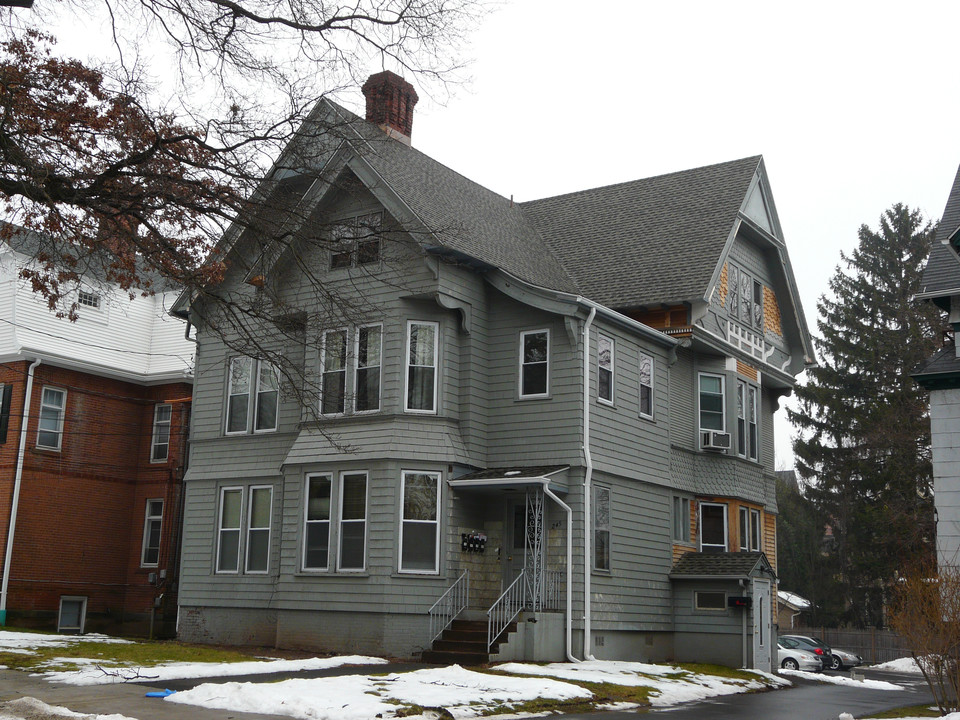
[0,229,194,635]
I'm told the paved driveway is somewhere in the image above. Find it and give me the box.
[560,668,935,720]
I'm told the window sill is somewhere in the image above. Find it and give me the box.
[293,571,370,578]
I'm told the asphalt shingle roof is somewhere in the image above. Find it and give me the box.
[519,157,761,309]
[670,551,772,578]
[914,342,960,378]
[920,164,960,297]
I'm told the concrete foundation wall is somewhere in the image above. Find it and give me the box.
[178,606,278,648]
[674,631,745,668]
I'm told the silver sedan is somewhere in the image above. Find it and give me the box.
[778,642,823,672]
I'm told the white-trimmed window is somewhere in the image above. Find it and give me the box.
[245,486,273,573]
[672,496,691,543]
[338,472,368,571]
[399,471,440,574]
[37,386,66,450]
[141,499,163,567]
[355,324,382,413]
[727,263,763,330]
[303,474,332,571]
[520,329,549,398]
[748,386,759,461]
[329,212,382,269]
[736,381,760,461]
[321,329,347,415]
[226,358,278,434]
[699,502,727,553]
[216,487,243,573]
[77,290,100,309]
[405,321,438,413]
[699,373,725,433]
[593,485,610,571]
[151,404,172,462]
[598,334,614,404]
[739,506,749,550]
[58,596,87,633]
[639,352,654,419]
[751,508,762,551]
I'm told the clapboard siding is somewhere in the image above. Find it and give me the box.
[588,322,671,484]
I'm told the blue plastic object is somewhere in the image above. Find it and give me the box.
[145,689,176,698]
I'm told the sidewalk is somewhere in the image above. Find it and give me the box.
[0,662,427,720]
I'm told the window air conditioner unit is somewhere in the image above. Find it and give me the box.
[701,431,731,451]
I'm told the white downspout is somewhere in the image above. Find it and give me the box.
[542,483,579,663]
[0,357,40,624]
[582,307,596,660]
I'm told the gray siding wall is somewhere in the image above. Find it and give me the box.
[931,388,960,570]
[590,470,673,631]
[588,322,671,486]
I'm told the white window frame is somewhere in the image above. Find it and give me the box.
[354,323,382,414]
[150,404,172,463]
[748,385,759,461]
[36,386,66,450]
[140,498,164,567]
[254,362,279,433]
[398,470,441,574]
[519,329,550,399]
[751,508,762,551]
[337,471,368,572]
[639,352,655,420]
[404,321,438,414]
[699,501,728,553]
[58,596,87,633]
[302,474,332,571]
[245,485,273,574]
[226,358,279,435]
[598,334,614,405]
[593,485,611,571]
[215,486,243,574]
[698,372,725,436]
[739,506,749,550]
[320,328,348,416]
[673,496,691,543]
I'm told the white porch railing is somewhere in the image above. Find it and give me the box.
[428,570,469,643]
[488,570,527,651]
[544,569,564,610]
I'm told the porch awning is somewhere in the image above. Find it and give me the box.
[447,465,570,495]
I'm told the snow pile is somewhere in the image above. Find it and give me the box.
[42,654,387,686]
[494,660,787,706]
[0,696,135,720]
[779,669,901,690]
[166,664,592,720]
[0,632,132,653]
[871,656,925,673]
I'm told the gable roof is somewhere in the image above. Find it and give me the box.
[669,551,775,579]
[919,164,960,303]
[520,156,762,309]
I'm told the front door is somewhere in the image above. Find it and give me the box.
[502,501,527,591]
[752,579,772,671]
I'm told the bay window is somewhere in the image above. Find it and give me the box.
[405,321,438,413]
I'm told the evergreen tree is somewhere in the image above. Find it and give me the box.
[788,204,943,627]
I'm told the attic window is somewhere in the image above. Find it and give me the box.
[329,212,382,269]
[77,291,100,309]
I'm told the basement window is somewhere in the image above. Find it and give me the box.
[58,596,87,633]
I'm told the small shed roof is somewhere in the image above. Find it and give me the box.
[669,551,775,580]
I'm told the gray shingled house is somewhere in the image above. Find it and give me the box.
[915,164,960,572]
[172,71,814,670]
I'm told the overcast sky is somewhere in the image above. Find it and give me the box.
[45,0,960,467]
[359,0,960,468]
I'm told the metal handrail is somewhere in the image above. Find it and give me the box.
[428,570,469,642]
[488,570,527,651]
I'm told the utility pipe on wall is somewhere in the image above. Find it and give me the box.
[0,357,41,625]
[582,307,596,660]
[542,482,578,663]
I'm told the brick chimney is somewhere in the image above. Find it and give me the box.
[361,71,419,146]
